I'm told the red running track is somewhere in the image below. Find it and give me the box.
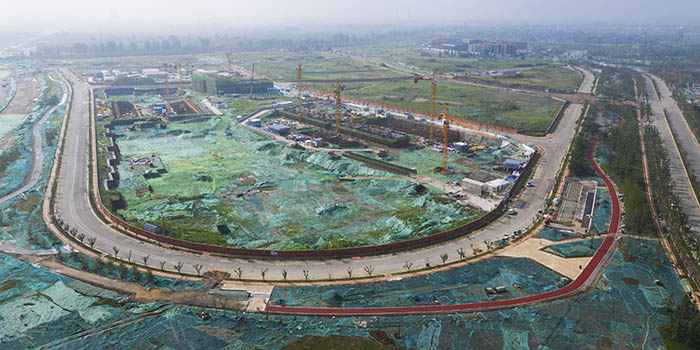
[267,140,620,315]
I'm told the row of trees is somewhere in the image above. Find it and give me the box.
[663,295,700,347]
[598,104,655,233]
[644,126,689,236]
[31,33,372,59]
[568,107,599,177]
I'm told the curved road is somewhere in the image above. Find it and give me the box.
[0,74,68,205]
[53,69,585,280]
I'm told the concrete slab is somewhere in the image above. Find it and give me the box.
[497,237,591,280]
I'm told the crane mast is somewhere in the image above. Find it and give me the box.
[226,51,233,72]
[176,63,183,96]
[430,80,436,141]
[163,63,170,113]
[296,60,303,121]
[334,79,343,136]
[441,106,450,175]
[413,71,438,142]
[249,64,255,98]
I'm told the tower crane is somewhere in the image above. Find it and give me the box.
[294,62,344,134]
[226,51,233,72]
[176,63,184,96]
[333,79,344,136]
[413,70,438,142]
[249,64,255,99]
[438,105,451,175]
[296,59,303,121]
[163,63,171,113]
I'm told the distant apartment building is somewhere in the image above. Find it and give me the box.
[428,39,527,57]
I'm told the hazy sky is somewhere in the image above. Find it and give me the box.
[2,0,699,30]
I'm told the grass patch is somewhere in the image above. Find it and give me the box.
[308,79,561,131]
[234,51,404,81]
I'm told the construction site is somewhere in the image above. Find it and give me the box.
[92,59,535,251]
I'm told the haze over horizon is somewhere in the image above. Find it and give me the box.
[1,0,699,33]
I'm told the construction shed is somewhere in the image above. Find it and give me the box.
[503,158,522,170]
[485,179,511,193]
[268,124,291,136]
[461,177,485,195]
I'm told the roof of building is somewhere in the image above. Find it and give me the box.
[461,177,484,186]
[485,178,511,187]
[504,158,522,167]
[269,124,291,131]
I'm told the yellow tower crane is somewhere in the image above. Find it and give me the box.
[438,105,451,175]
[296,59,303,121]
[334,79,344,136]
[294,62,344,134]
[176,63,184,96]
[163,63,171,113]
[226,51,233,72]
[249,64,255,99]
[113,100,121,118]
[413,70,437,141]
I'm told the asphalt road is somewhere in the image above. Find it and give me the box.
[52,69,586,280]
[576,66,596,94]
[644,74,700,235]
[0,74,68,205]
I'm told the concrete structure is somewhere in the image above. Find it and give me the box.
[191,72,273,95]
[429,39,526,57]
[485,179,511,193]
[461,177,485,195]
[268,124,290,136]
[504,158,522,170]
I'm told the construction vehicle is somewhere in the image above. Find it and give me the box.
[226,51,233,72]
[413,70,437,142]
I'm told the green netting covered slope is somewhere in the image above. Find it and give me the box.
[0,238,684,350]
[270,257,563,308]
[114,118,481,249]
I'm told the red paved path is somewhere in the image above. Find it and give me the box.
[267,140,620,315]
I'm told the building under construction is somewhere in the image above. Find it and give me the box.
[191,72,273,95]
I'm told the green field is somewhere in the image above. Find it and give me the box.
[343,42,582,91]
[310,79,563,132]
[478,64,583,92]
[231,51,405,81]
